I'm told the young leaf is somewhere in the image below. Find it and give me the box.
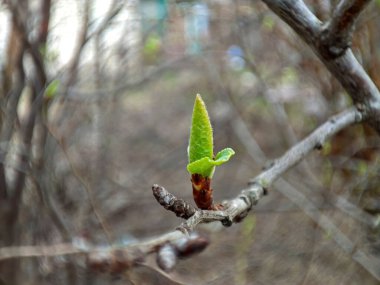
[187,157,216,178]
[188,94,213,163]
[187,94,235,179]
[214,148,235,165]
[187,148,235,177]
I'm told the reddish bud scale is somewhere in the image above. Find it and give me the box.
[191,173,216,210]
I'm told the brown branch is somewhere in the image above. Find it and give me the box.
[36,0,51,46]
[203,65,379,277]
[156,108,360,230]
[63,0,123,91]
[64,54,192,101]
[262,0,380,134]
[0,107,365,275]
[0,232,209,274]
[321,0,372,57]
[152,185,196,219]
[46,126,114,243]
[2,6,49,235]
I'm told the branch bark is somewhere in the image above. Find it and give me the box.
[0,107,362,272]
[321,0,372,57]
[262,0,380,133]
[252,107,361,186]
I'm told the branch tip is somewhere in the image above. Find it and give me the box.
[152,184,196,219]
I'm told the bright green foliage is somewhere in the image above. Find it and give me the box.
[187,148,235,177]
[215,148,235,164]
[188,94,214,163]
[187,94,235,178]
[187,157,216,178]
[44,79,60,99]
[143,34,161,60]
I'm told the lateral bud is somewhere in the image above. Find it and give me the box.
[156,243,177,272]
[152,184,196,219]
[173,232,209,259]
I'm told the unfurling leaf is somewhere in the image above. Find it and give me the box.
[187,157,216,178]
[214,148,235,165]
[186,148,235,177]
[187,94,235,178]
[188,94,213,163]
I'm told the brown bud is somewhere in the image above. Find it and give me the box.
[174,233,209,259]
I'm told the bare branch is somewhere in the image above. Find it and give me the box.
[62,0,124,91]
[0,106,366,278]
[155,108,361,229]
[334,196,379,228]
[252,107,361,185]
[36,0,52,46]
[152,185,196,219]
[64,54,191,101]
[0,231,209,274]
[321,0,372,57]
[87,0,124,39]
[46,126,114,243]
[262,0,380,133]
[63,0,91,90]
[275,178,380,281]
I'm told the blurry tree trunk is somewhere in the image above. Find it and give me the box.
[0,0,50,283]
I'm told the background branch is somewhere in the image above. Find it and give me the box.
[262,0,380,133]
[253,107,361,185]
[322,0,372,57]
[0,106,362,272]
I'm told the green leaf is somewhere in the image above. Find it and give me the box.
[214,148,235,165]
[188,94,213,163]
[186,95,235,178]
[187,157,215,178]
[187,148,235,177]
[143,34,161,57]
[44,79,60,99]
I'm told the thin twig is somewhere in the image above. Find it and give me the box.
[274,178,380,281]
[0,105,375,278]
[252,107,361,185]
[46,127,114,244]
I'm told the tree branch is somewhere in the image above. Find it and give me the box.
[321,0,372,57]
[0,106,362,273]
[155,108,360,228]
[62,0,91,90]
[252,107,361,186]
[274,178,380,281]
[262,0,380,133]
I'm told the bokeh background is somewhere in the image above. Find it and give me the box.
[0,0,380,284]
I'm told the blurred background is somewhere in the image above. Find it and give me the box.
[0,0,380,284]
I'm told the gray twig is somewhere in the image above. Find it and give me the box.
[262,0,380,133]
